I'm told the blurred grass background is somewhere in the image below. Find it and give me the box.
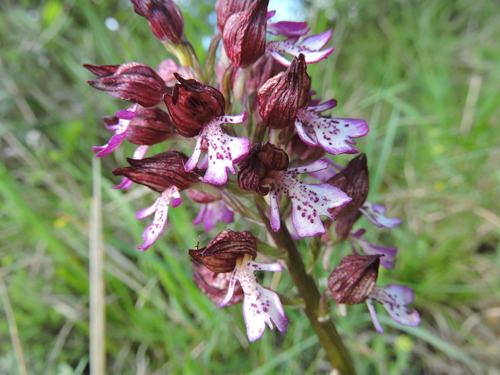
[1,0,499,374]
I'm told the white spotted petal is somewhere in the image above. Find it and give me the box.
[219,254,288,342]
[367,285,421,334]
[185,113,250,186]
[92,103,139,157]
[266,30,334,66]
[295,107,369,155]
[265,160,351,237]
[135,186,181,251]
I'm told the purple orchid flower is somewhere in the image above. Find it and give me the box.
[360,201,403,228]
[366,285,421,334]
[295,100,369,155]
[266,30,334,66]
[218,254,288,342]
[135,186,182,251]
[266,13,310,37]
[92,103,139,157]
[193,200,235,231]
[184,112,250,186]
[263,159,351,237]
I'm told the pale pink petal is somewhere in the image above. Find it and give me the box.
[131,145,150,159]
[136,187,179,251]
[92,104,138,157]
[193,204,208,226]
[268,188,282,232]
[360,201,403,228]
[286,159,330,174]
[193,200,235,231]
[296,108,369,155]
[289,182,349,237]
[308,165,337,182]
[105,123,119,131]
[266,50,294,66]
[136,200,158,220]
[308,99,337,113]
[171,192,183,207]
[265,160,351,237]
[366,299,385,334]
[218,267,239,308]
[266,40,334,65]
[369,285,421,329]
[184,136,204,172]
[266,10,276,20]
[186,113,249,186]
[349,229,398,269]
[228,255,288,342]
[267,21,309,36]
[112,177,134,190]
[300,30,332,50]
[243,285,288,342]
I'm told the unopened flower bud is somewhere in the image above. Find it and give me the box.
[222,0,269,68]
[328,254,381,305]
[258,54,311,129]
[189,230,257,273]
[104,107,174,146]
[246,55,286,94]
[131,0,184,44]
[83,64,119,76]
[112,150,200,192]
[327,153,369,219]
[215,0,254,33]
[192,261,244,306]
[164,74,225,137]
[85,62,166,107]
[238,142,289,195]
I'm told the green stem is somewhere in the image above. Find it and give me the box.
[256,202,356,375]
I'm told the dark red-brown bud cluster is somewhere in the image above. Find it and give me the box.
[328,254,381,305]
[85,62,166,107]
[258,54,311,129]
[112,151,200,192]
[238,142,289,195]
[164,74,225,137]
[131,0,185,44]
[222,0,269,68]
[189,230,257,273]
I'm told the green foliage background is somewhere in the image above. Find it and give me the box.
[0,0,499,374]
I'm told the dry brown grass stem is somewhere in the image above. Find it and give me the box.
[90,157,106,375]
[0,271,28,375]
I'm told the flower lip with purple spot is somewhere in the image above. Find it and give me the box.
[184,112,250,186]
